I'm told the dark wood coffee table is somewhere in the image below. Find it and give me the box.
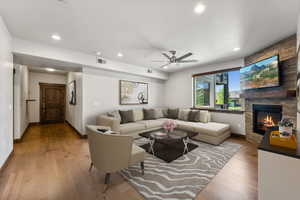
[140,129,198,157]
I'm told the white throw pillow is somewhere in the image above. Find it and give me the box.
[133,109,144,121]
[199,111,210,123]
[107,111,121,121]
[154,108,164,119]
[178,109,190,121]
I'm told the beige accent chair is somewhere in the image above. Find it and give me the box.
[86,125,146,187]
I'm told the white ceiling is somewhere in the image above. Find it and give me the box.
[1,0,299,72]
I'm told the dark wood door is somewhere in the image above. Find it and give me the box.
[40,83,66,124]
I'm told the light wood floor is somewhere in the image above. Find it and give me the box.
[0,123,258,200]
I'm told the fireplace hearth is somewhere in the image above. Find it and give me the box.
[253,104,282,135]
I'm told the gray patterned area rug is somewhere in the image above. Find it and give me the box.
[120,138,241,200]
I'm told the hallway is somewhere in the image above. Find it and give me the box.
[0,123,257,200]
[0,123,142,200]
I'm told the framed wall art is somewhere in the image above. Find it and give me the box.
[68,80,76,105]
[120,80,148,105]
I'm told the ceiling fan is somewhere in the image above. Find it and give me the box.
[152,50,198,68]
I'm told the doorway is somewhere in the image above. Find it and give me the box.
[39,83,66,124]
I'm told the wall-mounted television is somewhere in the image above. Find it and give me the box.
[240,55,280,90]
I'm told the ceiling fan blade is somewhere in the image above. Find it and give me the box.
[160,63,171,68]
[175,52,193,62]
[151,60,168,62]
[162,53,171,61]
[177,59,198,63]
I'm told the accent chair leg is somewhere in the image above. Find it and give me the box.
[89,162,93,172]
[141,162,145,175]
[103,173,111,193]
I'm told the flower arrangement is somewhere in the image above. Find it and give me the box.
[278,118,293,127]
[163,120,177,133]
[278,118,294,138]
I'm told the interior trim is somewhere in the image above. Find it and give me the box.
[13,123,34,143]
[191,107,244,114]
[66,121,87,139]
[0,150,14,173]
[192,66,241,77]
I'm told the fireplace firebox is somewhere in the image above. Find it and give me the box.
[253,104,282,135]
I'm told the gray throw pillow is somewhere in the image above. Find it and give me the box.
[143,109,156,120]
[119,110,134,124]
[154,108,164,119]
[188,110,200,122]
[168,108,179,119]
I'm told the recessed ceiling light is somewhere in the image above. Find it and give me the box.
[117,52,123,57]
[51,34,61,41]
[194,3,206,14]
[46,68,55,72]
[233,47,241,51]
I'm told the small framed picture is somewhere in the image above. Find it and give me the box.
[68,80,76,105]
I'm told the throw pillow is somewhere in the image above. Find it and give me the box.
[199,110,210,123]
[178,109,190,121]
[119,110,135,124]
[168,108,179,119]
[162,108,169,117]
[107,110,121,121]
[133,109,144,121]
[154,108,164,119]
[143,108,156,120]
[188,110,200,122]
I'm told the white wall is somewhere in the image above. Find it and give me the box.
[0,17,13,168]
[28,72,67,123]
[66,72,83,133]
[258,150,300,200]
[164,59,246,135]
[297,12,300,131]
[13,64,29,139]
[298,12,300,52]
[81,68,166,134]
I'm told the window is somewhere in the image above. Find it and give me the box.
[193,68,242,110]
[194,75,212,107]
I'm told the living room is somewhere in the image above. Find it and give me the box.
[1,1,300,200]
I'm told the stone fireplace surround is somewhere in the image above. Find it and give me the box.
[243,35,297,144]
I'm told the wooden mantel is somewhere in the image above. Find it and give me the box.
[241,89,296,99]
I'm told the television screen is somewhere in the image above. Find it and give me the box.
[240,56,279,90]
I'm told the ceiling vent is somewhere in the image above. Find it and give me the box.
[96,57,107,64]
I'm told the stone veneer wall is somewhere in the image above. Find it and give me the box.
[244,35,297,144]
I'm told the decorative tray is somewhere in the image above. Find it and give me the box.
[269,130,297,150]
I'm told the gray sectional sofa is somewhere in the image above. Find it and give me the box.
[96,108,231,145]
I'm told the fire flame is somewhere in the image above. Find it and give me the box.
[263,115,275,127]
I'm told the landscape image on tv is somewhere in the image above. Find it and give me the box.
[240,56,279,90]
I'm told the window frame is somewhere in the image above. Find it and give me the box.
[192,67,241,110]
